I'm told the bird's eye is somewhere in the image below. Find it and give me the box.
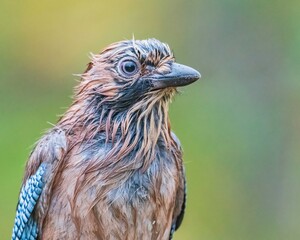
[119,60,139,76]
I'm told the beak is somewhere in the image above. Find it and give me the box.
[149,63,201,90]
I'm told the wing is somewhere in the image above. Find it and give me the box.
[169,132,187,240]
[174,173,187,231]
[11,128,67,240]
[169,172,187,240]
[12,164,46,240]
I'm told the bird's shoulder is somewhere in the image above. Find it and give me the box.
[12,127,68,239]
[171,131,182,150]
[24,127,67,183]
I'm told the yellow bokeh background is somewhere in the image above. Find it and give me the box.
[1,1,300,239]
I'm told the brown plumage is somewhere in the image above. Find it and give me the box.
[12,39,200,240]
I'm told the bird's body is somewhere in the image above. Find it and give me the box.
[12,39,200,240]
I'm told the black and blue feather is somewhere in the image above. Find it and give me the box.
[12,164,46,240]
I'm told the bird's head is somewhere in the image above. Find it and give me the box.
[62,39,200,174]
[77,38,200,112]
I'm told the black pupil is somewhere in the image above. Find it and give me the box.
[123,61,136,74]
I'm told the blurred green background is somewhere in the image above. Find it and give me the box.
[1,0,300,239]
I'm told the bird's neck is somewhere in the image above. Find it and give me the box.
[59,91,174,171]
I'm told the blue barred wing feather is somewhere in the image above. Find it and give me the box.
[12,164,46,240]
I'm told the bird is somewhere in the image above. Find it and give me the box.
[11,38,200,240]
